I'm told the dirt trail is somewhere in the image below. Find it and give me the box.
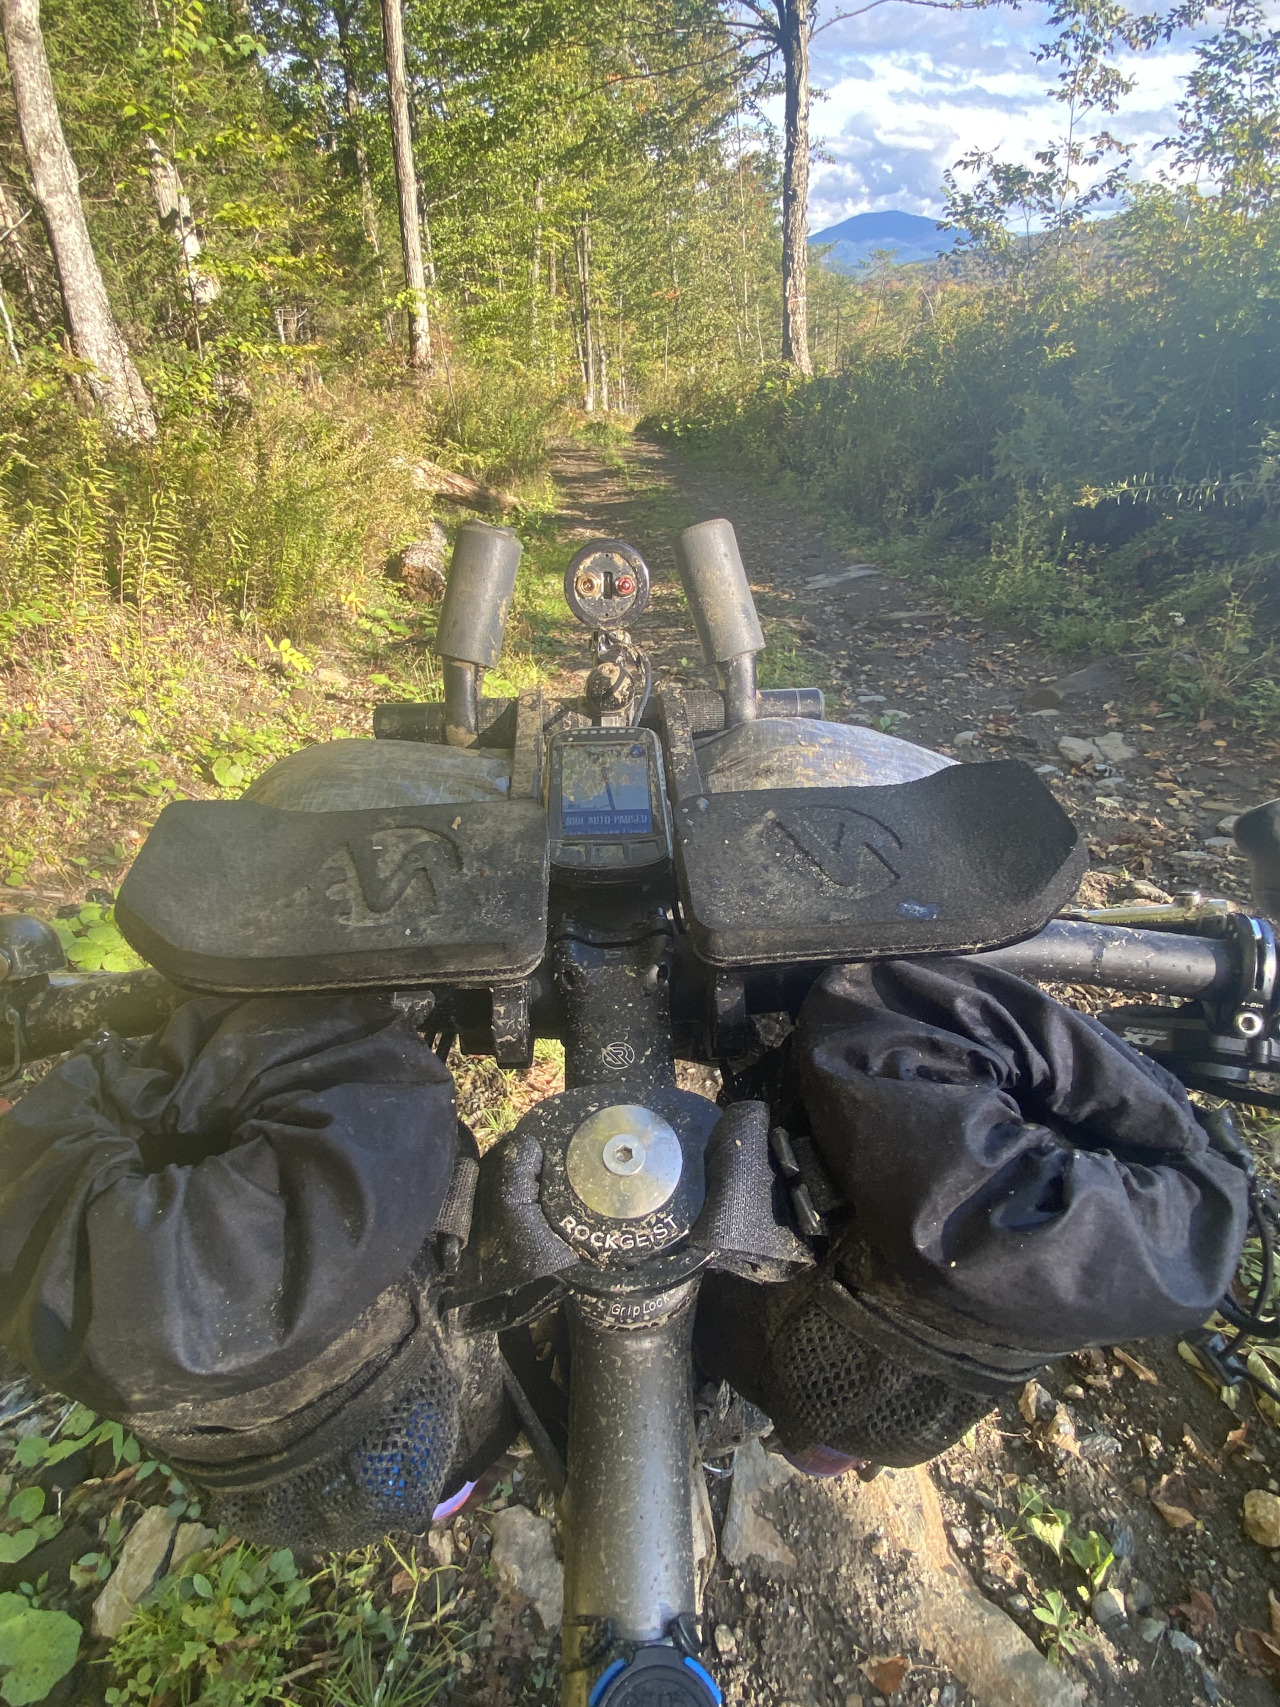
[469,435,1280,1707]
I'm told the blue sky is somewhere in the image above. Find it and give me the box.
[795,1,1227,228]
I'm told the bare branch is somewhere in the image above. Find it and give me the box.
[814,0,1005,33]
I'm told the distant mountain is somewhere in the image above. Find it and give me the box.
[808,210,963,273]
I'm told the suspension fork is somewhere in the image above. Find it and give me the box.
[559,1281,701,1706]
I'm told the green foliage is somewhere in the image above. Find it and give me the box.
[104,1544,311,1707]
[1066,1527,1115,1592]
[14,1406,144,1474]
[49,904,144,973]
[0,1594,80,1706]
[1031,1588,1089,1664]
[0,1484,61,1570]
[655,186,1280,714]
[1018,1487,1072,1559]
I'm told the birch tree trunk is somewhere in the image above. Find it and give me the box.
[1,0,156,436]
[145,135,218,357]
[380,0,430,368]
[779,0,812,374]
[575,213,595,411]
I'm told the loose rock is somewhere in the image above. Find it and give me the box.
[722,1438,796,1575]
[489,1505,564,1632]
[1126,1579,1155,1615]
[92,1508,215,1639]
[1243,1487,1280,1548]
[1092,1588,1126,1625]
[1058,736,1100,767]
[1094,731,1136,762]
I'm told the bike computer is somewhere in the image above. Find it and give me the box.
[547,728,672,875]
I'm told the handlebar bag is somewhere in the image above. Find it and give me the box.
[698,959,1249,1468]
[0,995,505,1548]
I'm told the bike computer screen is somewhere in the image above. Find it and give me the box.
[548,728,672,875]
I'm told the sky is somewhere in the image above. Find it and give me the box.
[798,2,1211,230]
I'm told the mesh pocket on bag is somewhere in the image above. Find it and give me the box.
[766,1287,992,1468]
[207,1337,460,1553]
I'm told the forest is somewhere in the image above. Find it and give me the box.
[0,0,1274,722]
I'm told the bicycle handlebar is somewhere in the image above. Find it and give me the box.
[969,919,1233,999]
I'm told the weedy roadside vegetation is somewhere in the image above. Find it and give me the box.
[649,192,1280,728]
[0,1385,470,1705]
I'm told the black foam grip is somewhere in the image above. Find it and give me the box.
[1234,799,1280,922]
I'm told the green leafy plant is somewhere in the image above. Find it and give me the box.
[1032,1589,1089,1664]
[14,1405,149,1476]
[104,1545,311,1706]
[1017,1487,1071,1560]
[0,1487,61,1568]
[0,1592,80,1706]
[1066,1529,1115,1593]
[48,904,144,974]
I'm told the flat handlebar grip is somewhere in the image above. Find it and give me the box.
[675,518,765,666]
[434,520,522,668]
[1234,798,1280,923]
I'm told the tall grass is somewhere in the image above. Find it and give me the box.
[0,355,559,646]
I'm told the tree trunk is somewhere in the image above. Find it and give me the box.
[334,0,383,262]
[530,177,542,349]
[779,0,812,374]
[0,171,56,327]
[1,0,156,436]
[575,213,595,411]
[145,135,218,357]
[380,0,430,368]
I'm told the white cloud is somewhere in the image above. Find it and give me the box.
[780,1,1227,226]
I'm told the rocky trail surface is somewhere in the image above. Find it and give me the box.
[439,437,1280,1707]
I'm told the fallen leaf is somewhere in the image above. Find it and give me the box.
[1182,1426,1222,1472]
[1223,1423,1252,1461]
[1114,1347,1160,1384]
[1173,1588,1219,1635]
[860,1656,910,1697]
[1154,1498,1197,1529]
[390,1570,414,1596]
[1270,1588,1280,1642]
[1237,1626,1280,1677]
[1018,1379,1047,1425]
